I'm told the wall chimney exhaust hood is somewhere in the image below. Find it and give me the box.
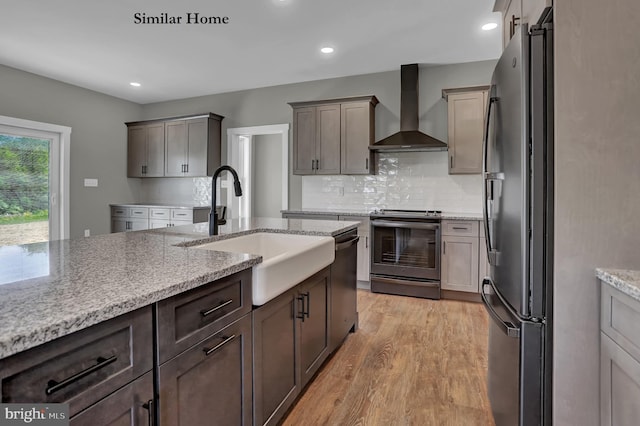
[370,64,448,152]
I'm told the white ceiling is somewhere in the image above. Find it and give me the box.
[1,0,502,104]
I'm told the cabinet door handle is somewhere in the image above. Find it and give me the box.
[45,355,117,395]
[185,164,188,173]
[297,294,306,321]
[365,236,368,248]
[303,292,310,318]
[450,156,453,169]
[142,399,154,426]
[365,158,369,170]
[443,241,446,255]
[203,335,236,356]
[200,299,233,317]
[510,14,521,38]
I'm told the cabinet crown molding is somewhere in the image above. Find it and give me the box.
[125,112,223,127]
[288,95,378,108]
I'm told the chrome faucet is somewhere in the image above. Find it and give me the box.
[209,165,243,236]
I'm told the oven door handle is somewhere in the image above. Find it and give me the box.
[371,221,440,230]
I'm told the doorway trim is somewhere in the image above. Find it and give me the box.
[226,124,289,219]
[0,115,71,240]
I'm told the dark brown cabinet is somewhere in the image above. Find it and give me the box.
[298,268,331,388]
[290,96,378,175]
[126,113,222,178]
[252,288,300,426]
[127,122,164,177]
[0,307,153,419]
[157,270,253,426]
[70,372,154,425]
[159,314,253,426]
[165,115,222,177]
[252,267,331,426]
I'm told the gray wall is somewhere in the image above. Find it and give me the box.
[252,134,282,217]
[554,1,640,424]
[140,60,497,209]
[0,64,142,238]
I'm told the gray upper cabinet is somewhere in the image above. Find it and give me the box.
[127,122,164,177]
[443,87,489,175]
[126,113,222,178]
[340,101,375,174]
[290,95,378,175]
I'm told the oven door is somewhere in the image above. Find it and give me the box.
[370,220,441,280]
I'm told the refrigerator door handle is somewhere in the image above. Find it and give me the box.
[482,95,498,262]
[481,278,520,338]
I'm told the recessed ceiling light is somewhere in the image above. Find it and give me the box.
[320,47,334,54]
[130,82,141,87]
[482,22,498,31]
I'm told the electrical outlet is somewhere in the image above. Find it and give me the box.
[84,229,90,237]
[84,178,98,187]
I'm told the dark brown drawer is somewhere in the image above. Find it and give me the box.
[157,269,252,363]
[0,306,152,418]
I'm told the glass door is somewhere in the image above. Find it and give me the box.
[0,126,60,246]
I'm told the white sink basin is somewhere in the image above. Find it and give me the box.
[195,232,335,305]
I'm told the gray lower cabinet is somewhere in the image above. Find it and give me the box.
[70,371,153,425]
[253,267,331,426]
[252,288,300,426]
[298,268,331,388]
[0,307,153,418]
[441,220,480,294]
[600,282,640,426]
[159,313,253,426]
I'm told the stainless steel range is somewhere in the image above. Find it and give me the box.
[369,209,441,299]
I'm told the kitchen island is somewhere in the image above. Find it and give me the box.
[0,217,359,425]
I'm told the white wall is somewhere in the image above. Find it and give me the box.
[554,1,640,424]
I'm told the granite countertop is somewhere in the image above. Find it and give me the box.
[596,268,640,302]
[281,209,483,221]
[110,202,210,210]
[0,217,358,359]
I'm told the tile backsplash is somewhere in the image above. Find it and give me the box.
[302,151,482,212]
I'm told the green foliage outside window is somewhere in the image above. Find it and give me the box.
[0,134,49,220]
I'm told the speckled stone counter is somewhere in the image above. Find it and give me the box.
[0,218,357,359]
[596,268,640,302]
[281,209,483,221]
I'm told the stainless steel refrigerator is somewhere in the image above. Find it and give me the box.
[481,8,553,426]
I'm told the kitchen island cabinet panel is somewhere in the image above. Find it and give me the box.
[159,313,253,426]
[252,288,300,426]
[298,268,331,388]
[0,306,152,418]
[156,269,252,364]
[70,371,153,426]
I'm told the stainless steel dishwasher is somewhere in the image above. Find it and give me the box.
[329,229,359,353]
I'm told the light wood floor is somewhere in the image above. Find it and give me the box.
[282,289,495,426]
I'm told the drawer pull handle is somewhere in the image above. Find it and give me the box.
[45,355,117,395]
[200,299,233,317]
[142,399,154,426]
[203,335,235,356]
[452,227,468,230]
